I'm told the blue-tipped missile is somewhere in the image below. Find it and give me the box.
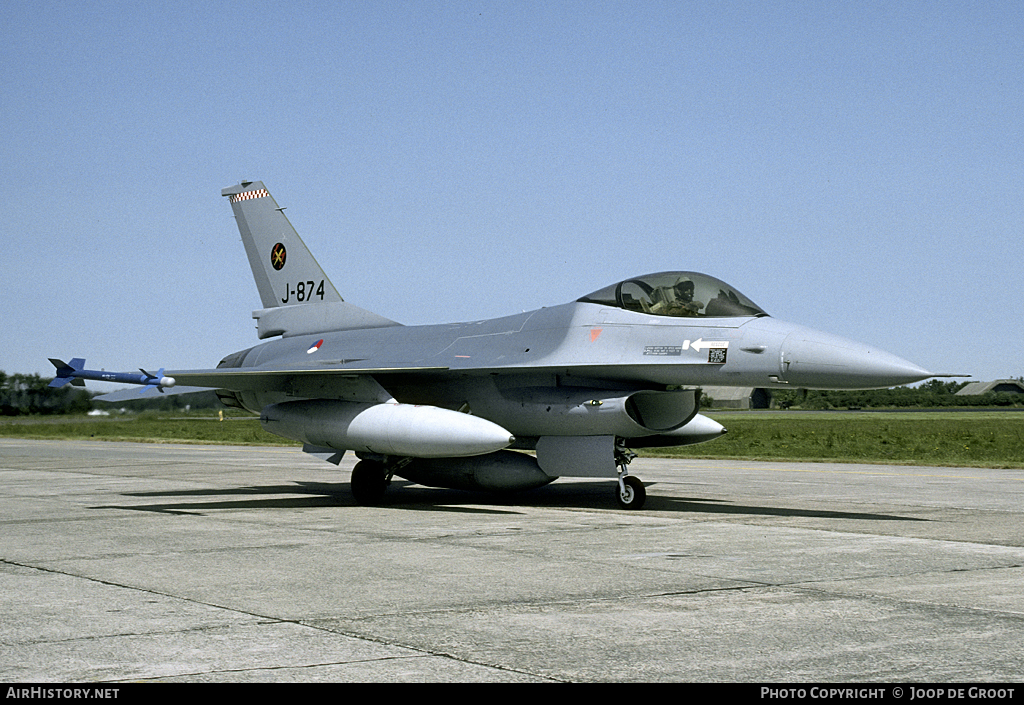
[48,358,176,394]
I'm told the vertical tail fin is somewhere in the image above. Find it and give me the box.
[222,181,343,309]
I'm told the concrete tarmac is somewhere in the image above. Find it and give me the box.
[1,438,1022,682]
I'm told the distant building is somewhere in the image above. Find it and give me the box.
[955,379,1024,396]
[700,386,772,410]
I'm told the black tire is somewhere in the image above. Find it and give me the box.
[616,475,647,509]
[351,460,388,505]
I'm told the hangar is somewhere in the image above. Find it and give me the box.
[955,379,1024,397]
[700,386,773,410]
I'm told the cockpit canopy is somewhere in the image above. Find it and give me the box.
[578,271,768,318]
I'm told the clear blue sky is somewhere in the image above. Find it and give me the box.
[2,1,1021,383]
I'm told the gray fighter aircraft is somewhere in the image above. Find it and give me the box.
[54,181,944,509]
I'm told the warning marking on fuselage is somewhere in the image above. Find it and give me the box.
[644,339,729,363]
[644,346,682,356]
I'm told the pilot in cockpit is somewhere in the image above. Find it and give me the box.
[649,277,704,316]
[667,277,704,316]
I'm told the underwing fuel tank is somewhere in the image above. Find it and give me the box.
[260,400,515,458]
[628,413,727,448]
[397,450,556,492]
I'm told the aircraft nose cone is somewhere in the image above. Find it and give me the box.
[782,329,932,389]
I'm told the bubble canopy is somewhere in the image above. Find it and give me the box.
[577,271,768,319]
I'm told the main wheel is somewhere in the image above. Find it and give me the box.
[351,460,388,505]
[616,475,647,509]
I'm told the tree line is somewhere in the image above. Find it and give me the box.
[771,379,1024,410]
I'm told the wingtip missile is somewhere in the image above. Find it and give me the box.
[48,358,175,394]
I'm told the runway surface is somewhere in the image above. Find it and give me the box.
[2,438,1022,682]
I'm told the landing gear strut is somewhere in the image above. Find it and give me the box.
[614,442,646,509]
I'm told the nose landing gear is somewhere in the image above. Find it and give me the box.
[615,442,646,509]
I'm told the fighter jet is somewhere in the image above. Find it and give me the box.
[53,181,943,509]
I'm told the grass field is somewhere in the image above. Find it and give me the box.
[656,411,1024,468]
[0,412,283,446]
[2,410,1022,469]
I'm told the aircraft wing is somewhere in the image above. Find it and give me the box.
[93,365,449,403]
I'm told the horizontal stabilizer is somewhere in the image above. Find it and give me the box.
[253,301,400,339]
[94,386,213,403]
[302,444,346,465]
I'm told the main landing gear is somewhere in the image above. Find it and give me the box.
[615,442,646,510]
[350,459,391,505]
[351,443,649,510]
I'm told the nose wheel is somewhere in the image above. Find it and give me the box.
[617,474,646,509]
[615,442,646,509]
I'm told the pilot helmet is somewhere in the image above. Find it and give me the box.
[673,277,695,298]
